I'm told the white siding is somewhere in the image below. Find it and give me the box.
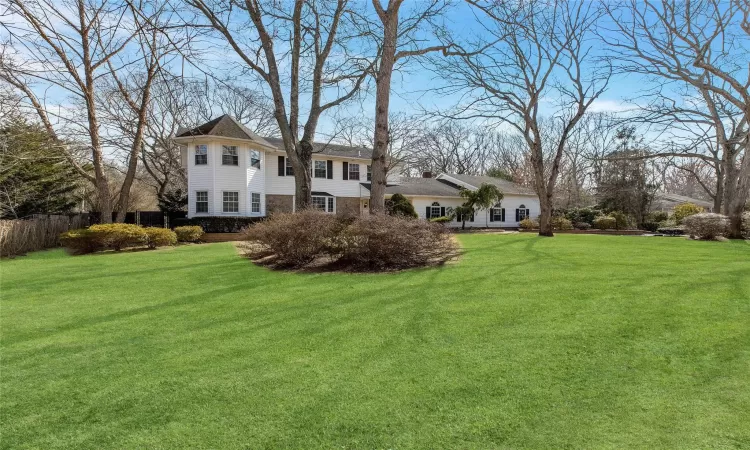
[187,142,215,217]
[408,194,540,228]
[247,149,265,216]
[212,141,249,216]
[266,153,370,198]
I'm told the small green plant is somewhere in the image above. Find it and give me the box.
[640,221,660,232]
[592,216,616,230]
[89,223,147,251]
[609,211,631,230]
[672,203,703,224]
[647,211,669,222]
[574,222,592,230]
[144,227,177,249]
[174,225,205,243]
[429,216,453,224]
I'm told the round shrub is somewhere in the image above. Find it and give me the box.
[144,227,177,249]
[609,211,631,230]
[648,211,669,223]
[573,222,591,230]
[244,210,345,267]
[672,202,703,224]
[564,207,602,226]
[386,193,418,218]
[682,213,729,240]
[337,214,459,271]
[88,223,147,251]
[640,221,660,232]
[551,216,573,231]
[519,218,538,230]
[593,216,616,230]
[59,228,103,255]
[174,225,205,243]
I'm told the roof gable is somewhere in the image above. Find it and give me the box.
[175,115,275,149]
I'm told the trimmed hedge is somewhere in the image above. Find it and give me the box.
[683,213,729,240]
[173,216,262,233]
[551,216,573,230]
[593,216,616,230]
[519,218,538,230]
[144,227,177,248]
[89,224,147,251]
[174,226,205,243]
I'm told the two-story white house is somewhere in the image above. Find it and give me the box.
[175,115,540,227]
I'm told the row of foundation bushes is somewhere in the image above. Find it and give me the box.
[243,210,459,271]
[172,216,262,233]
[681,212,750,240]
[59,224,204,254]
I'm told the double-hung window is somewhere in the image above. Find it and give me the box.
[492,203,504,222]
[314,160,327,178]
[312,195,334,213]
[367,165,372,181]
[222,145,238,166]
[195,191,208,213]
[348,163,360,180]
[223,191,239,213]
[430,202,441,219]
[251,193,261,213]
[250,150,261,169]
[195,145,207,165]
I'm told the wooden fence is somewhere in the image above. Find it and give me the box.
[0,214,88,258]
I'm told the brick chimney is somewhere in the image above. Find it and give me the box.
[422,171,432,178]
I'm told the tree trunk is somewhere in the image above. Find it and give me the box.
[369,4,399,214]
[538,193,554,237]
[727,148,750,239]
[294,140,314,210]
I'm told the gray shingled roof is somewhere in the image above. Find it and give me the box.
[361,178,462,197]
[175,115,275,148]
[262,137,372,160]
[439,173,537,196]
[653,193,713,210]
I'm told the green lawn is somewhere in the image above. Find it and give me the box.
[1,234,749,449]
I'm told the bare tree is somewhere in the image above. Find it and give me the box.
[1,0,179,222]
[602,0,750,237]
[367,0,456,213]
[186,0,371,210]
[438,0,611,236]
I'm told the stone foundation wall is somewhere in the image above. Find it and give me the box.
[336,197,361,218]
[266,194,294,214]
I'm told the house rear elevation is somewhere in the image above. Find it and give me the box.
[175,115,540,227]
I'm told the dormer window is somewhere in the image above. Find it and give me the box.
[195,145,207,165]
[222,145,238,166]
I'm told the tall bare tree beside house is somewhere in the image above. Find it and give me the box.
[0,0,177,222]
[187,0,371,210]
[366,0,456,214]
[602,0,750,238]
[437,0,611,236]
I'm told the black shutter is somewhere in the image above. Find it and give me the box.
[526,208,530,218]
[425,206,431,219]
[470,212,475,222]
[327,160,333,179]
[489,209,494,222]
[502,208,506,222]
[278,156,285,176]
[343,162,349,180]
[440,207,445,217]
[515,209,520,221]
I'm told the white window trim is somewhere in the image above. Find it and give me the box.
[312,195,335,213]
[222,191,240,214]
[195,145,208,166]
[222,145,239,166]
[250,150,261,169]
[195,190,209,215]
[313,160,327,179]
[250,192,261,214]
[348,163,360,181]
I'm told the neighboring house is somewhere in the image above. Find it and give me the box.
[175,115,540,227]
[651,193,714,213]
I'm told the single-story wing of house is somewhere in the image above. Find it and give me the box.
[174,115,540,228]
[650,193,714,213]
